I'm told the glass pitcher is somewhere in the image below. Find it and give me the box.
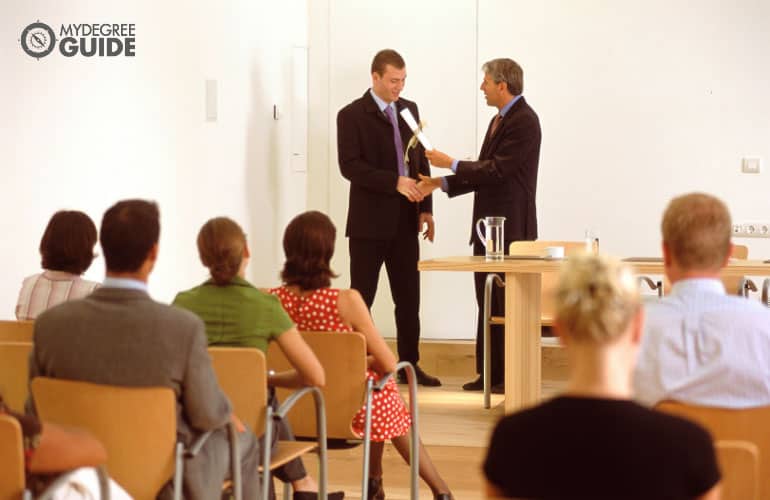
[475,216,506,261]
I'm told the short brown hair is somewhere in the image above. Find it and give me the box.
[371,49,405,76]
[39,210,97,274]
[100,199,160,273]
[197,217,246,286]
[482,58,523,96]
[662,193,731,272]
[555,254,641,344]
[280,211,338,290]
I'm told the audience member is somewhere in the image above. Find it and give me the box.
[270,211,453,500]
[173,216,342,500]
[16,210,99,320]
[28,200,262,499]
[1,393,130,498]
[484,254,721,499]
[634,192,770,407]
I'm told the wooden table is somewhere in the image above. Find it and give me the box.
[418,256,770,413]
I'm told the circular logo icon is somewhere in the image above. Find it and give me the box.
[20,22,56,59]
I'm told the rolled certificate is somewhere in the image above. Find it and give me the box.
[399,108,434,151]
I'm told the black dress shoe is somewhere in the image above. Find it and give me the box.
[396,365,442,386]
[462,376,503,392]
[434,494,453,500]
[462,376,483,391]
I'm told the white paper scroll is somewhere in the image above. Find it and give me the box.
[399,108,434,151]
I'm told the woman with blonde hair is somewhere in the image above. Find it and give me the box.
[483,254,721,499]
[174,216,343,500]
[270,211,452,500]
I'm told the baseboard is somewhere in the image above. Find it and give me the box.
[384,338,569,381]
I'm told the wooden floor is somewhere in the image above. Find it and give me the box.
[275,375,567,499]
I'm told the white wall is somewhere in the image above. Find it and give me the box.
[309,0,770,340]
[0,0,308,317]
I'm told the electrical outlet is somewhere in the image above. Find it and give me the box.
[742,158,761,174]
[733,222,770,238]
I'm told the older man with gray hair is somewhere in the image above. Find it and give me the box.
[421,58,542,392]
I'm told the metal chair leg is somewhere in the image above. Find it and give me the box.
[483,273,504,409]
[739,277,758,297]
[637,276,664,298]
[362,362,420,499]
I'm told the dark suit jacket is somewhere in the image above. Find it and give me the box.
[29,287,233,498]
[337,90,432,240]
[446,96,541,244]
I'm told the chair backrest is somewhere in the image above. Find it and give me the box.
[715,440,759,500]
[0,414,25,500]
[31,377,177,500]
[656,401,770,500]
[267,331,367,439]
[208,347,268,435]
[0,342,33,413]
[508,241,586,325]
[0,321,33,343]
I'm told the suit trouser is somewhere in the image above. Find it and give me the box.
[349,198,421,364]
[159,426,262,500]
[473,239,507,383]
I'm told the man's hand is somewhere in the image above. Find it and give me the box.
[419,212,435,242]
[425,149,454,168]
[397,176,424,202]
[230,414,246,433]
[417,174,441,197]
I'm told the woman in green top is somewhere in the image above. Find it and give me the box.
[174,217,341,500]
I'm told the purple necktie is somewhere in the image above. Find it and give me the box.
[384,105,407,176]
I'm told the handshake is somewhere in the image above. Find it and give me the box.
[396,148,454,202]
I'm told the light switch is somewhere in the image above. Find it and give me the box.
[742,157,761,174]
[205,79,217,122]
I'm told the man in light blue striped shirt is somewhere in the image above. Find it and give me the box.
[633,192,770,408]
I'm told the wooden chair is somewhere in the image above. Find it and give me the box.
[0,321,33,343]
[715,440,759,500]
[208,347,327,500]
[266,331,367,440]
[656,401,770,500]
[0,414,25,500]
[267,334,421,500]
[31,377,242,500]
[0,413,110,500]
[0,342,32,412]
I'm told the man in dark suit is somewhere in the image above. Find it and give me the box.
[28,199,262,499]
[422,58,541,392]
[337,49,441,386]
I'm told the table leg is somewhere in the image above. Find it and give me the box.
[504,272,542,413]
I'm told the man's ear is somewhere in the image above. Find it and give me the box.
[148,243,159,262]
[630,308,645,346]
[724,242,734,267]
[243,242,251,259]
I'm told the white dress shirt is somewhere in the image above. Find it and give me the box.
[634,278,770,408]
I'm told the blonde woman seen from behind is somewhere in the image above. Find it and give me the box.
[483,254,721,499]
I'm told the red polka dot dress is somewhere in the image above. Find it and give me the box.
[270,286,412,441]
